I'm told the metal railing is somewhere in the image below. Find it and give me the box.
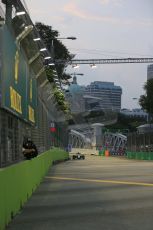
[127,132,153,152]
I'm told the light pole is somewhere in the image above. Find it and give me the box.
[50,36,77,89]
[51,36,77,60]
[57,37,76,40]
[70,73,84,76]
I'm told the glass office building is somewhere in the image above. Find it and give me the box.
[85,81,122,111]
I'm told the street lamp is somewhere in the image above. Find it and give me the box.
[45,36,77,88]
[51,36,77,60]
[33,37,41,41]
[57,37,77,40]
[70,73,84,76]
[16,11,26,16]
[90,64,97,69]
[40,48,47,52]
[72,64,79,69]
[44,56,51,60]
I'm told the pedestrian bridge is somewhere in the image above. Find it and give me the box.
[104,132,127,154]
[69,129,92,149]
[68,128,127,155]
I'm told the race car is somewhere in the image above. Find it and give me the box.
[72,152,85,160]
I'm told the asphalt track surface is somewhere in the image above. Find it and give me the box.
[7,155,153,230]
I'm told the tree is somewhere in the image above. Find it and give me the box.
[51,87,70,114]
[35,22,72,81]
[139,79,153,118]
[105,113,146,133]
[35,22,72,115]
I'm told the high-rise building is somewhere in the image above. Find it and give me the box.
[65,76,85,113]
[147,64,153,80]
[85,81,122,111]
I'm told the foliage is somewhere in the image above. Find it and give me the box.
[84,110,105,119]
[54,89,65,101]
[45,66,54,83]
[139,79,153,115]
[105,113,146,132]
[34,22,72,114]
[53,88,70,114]
[61,73,72,85]
[35,22,72,80]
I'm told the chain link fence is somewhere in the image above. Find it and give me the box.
[127,132,153,152]
[0,104,69,168]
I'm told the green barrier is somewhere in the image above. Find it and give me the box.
[148,152,153,160]
[131,152,135,159]
[136,152,142,160]
[127,151,153,161]
[141,152,146,160]
[141,152,149,160]
[99,150,105,156]
[0,148,69,230]
[146,152,149,160]
[127,152,132,159]
[130,152,134,159]
[149,153,153,160]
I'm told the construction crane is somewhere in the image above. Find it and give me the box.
[55,57,153,65]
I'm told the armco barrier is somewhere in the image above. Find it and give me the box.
[0,148,69,230]
[127,152,153,160]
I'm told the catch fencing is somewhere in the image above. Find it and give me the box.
[127,132,153,152]
[0,5,68,167]
[0,101,68,168]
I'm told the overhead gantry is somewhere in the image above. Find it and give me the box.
[55,57,153,66]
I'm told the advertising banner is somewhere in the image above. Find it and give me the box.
[1,25,37,124]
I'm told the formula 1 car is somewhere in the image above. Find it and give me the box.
[72,152,85,160]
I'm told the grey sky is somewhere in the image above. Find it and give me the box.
[26,0,153,109]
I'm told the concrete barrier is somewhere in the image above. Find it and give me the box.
[0,148,69,230]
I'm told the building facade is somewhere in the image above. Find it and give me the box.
[147,64,153,80]
[65,76,85,114]
[85,81,122,111]
[120,108,148,121]
[0,2,69,167]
